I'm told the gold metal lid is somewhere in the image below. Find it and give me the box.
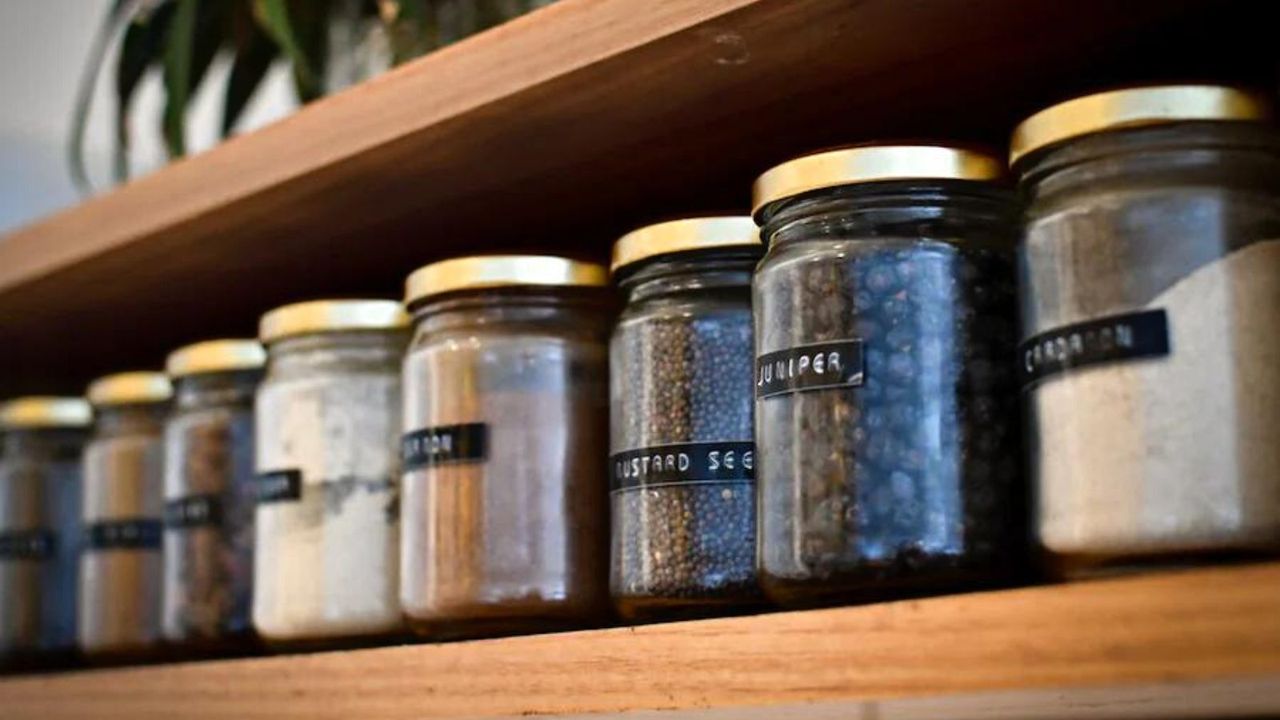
[87,372,173,407]
[166,339,266,378]
[405,255,608,306]
[0,397,92,430]
[753,145,1004,216]
[611,217,760,274]
[259,300,409,344]
[1010,85,1272,167]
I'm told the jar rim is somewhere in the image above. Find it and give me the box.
[166,339,266,378]
[611,217,759,274]
[752,144,1004,219]
[259,299,409,344]
[0,396,92,430]
[405,255,607,307]
[87,372,172,407]
[1009,85,1272,168]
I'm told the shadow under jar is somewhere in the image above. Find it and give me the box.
[608,218,765,620]
[0,398,90,671]
[253,301,408,648]
[752,145,1025,608]
[400,256,612,639]
[1011,85,1280,578]
[79,372,171,660]
[160,340,265,654]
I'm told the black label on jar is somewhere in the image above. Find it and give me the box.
[1019,309,1170,389]
[164,495,223,529]
[0,529,56,560]
[85,519,162,551]
[256,469,302,504]
[756,340,865,398]
[611,441,755,492]
[401,423,488,471]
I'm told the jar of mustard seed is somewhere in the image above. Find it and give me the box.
[161,340,264,652]
[80,372,171,658]
[400,256,612,638]
[1012,85,1280,577]
[0,397,89,669]
[752,145,1024,607]
[608,218,764,620]
[253,301,408,646]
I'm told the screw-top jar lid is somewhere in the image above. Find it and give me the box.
[1009,85,1272,168]
[610,217,760,274]
[0,396,92,430]
[258,300,409,344]
[405,255,608,307]
[166,339,266,378]
[87,372,173,407]
[752,145,1004,219]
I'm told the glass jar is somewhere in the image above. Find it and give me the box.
[1011,85,1280,577]
[253,301,408,645]
[608,219,763,620]
[752,145,1024,607]
[0,398,89,668]
[161,340,265,651]
[79,372,171,657]
[400,256,611,638]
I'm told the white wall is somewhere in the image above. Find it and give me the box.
[0,0,297,235]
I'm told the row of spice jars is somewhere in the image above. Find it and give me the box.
[4,83,1280,661]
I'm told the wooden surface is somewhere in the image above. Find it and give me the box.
[0,0,1272,394]
[1,563,1278,719]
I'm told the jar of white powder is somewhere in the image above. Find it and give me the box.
[253,300,409,645]
[400,256,612,638]
[80,372,171,658]
[1011,85,1280,576]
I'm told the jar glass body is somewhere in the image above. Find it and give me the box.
[1018,122,1280,576]
[79,404,166,656]
[400,289,611,638]
[161,370,260,649]
[0,428,85,665]
[253,331,407,644]
[754,182,1023,607]
[609,252,762,619]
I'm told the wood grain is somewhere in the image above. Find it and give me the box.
[0,563,1277,719]
[0,0,1270,394]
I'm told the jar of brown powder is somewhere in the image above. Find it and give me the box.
[400,255,612,638]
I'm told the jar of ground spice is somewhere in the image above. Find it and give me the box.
[752,145,1024,607]
[0,397,90,668]
[400,256,611,638]
[161,340,265,651]
[80,372,171,657]
[608,218,763,620]
[253,300,408,645]
[1011,85,1280,577]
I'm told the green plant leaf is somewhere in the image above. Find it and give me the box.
[222,22,277,137]
[161,0,197,157]
[254,0,321,101]
[69,0,144,193]
[115,2,176,180]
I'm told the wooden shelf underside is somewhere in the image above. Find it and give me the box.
[1,563,1278,719]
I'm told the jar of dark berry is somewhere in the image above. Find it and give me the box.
[609,218,764,620]
[161,340,264,652]
[1011,86,1280,577]
[752,145,1024,607]
[0,397,90,669]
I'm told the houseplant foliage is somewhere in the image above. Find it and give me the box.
[69,0,554,191]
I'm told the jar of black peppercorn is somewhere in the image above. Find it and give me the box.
[752,145,1024,607]
[0,397,90,670]
[80,372,171,658]
[161,340,265,653]
[609,218,764,620]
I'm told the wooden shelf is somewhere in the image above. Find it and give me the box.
[0,0,1273,394]
[1,563,1277,719]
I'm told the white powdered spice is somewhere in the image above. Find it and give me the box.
[253,335,404,642]
[1037,240,1280,555]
